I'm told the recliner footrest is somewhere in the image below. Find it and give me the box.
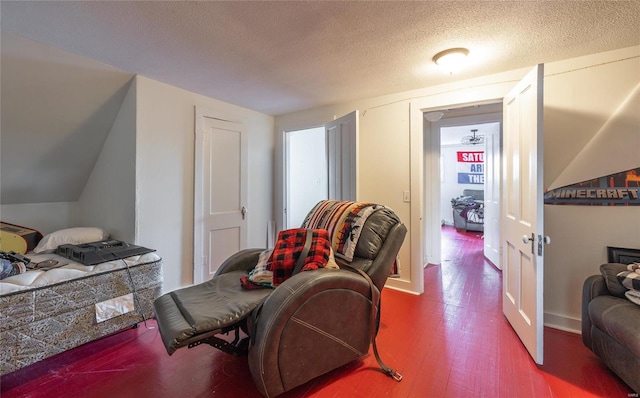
[153,270,273,355]
[188,326,250,356]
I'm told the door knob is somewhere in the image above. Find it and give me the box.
[538,235,551,255]
[241,206,247,220]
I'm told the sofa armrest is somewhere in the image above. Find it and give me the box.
[248,268,374,397]
[581,274,608,349]
[214,248,264,277]
[453,208,467,229]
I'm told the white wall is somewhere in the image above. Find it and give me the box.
[276,100,413,291]
[135,76,274,293]
[275,70,528,292]
[78,80,136,242]
[1,79,136,241]
[541,49,640,331]
[276,45,640,330]
[0,202,79,235]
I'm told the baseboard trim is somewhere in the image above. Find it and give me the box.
[544,311,581,334]
[385,283,420,295]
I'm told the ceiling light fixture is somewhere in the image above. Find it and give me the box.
[424,111,444,122]
[433,47,469,74]
[461,129,484,145]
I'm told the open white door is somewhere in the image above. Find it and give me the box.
[194,109,248,284]
[326,111,358,201]
[484,124,501,268]
[502,65,546,364]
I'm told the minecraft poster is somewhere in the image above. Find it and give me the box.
[457,151,484,185]
[544,167,640,206]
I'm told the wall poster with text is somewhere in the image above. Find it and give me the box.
[544,167,640,206]
[457,151,484,185]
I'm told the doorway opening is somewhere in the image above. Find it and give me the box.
[423,104,502,271]
[440,121,493,266]
[281,111,358,232]
[284,127,327,229]
[415,65,545,365]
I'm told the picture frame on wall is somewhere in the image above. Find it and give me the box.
[607,246,640,264]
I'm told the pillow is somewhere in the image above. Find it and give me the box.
[248,249,274,285]
[599,263,629,298]
[625,289,640,306]
[33,227,109,253]
[617,270,640,291]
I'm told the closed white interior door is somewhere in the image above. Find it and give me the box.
[502,64,545,365]
[194,109,247,284]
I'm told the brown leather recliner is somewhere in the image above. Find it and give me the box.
[153,201,407,397]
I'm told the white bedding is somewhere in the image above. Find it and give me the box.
[0,251,161,295]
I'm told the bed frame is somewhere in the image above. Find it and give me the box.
[0,255,162,375]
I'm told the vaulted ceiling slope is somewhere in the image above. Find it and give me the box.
[2,1,639,116]
[1,1,639,206]
[1,34,134,205]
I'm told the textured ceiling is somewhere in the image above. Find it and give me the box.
[1,1,639,205]
[2,1,639,116]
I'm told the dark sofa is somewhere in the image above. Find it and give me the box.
[582,263,640,393]
[451,188,484,232]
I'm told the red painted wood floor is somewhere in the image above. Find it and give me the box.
[2,226,634,397]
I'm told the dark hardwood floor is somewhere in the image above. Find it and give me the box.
[1,226,633,397]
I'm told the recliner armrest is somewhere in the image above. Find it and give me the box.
[248,268,375,397]
[215,248,264,276]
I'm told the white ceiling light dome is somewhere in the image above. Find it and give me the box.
[433,47,470,74]
[424,111,445,122]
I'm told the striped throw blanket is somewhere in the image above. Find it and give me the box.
[301,200,382,263]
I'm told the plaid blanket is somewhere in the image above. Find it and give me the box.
[301,200,381,263]
[268,228,332,286]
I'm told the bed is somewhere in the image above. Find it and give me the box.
[0,227,163,376]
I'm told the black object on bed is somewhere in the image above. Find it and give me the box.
[56,239,155,265]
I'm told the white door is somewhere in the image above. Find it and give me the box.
[484,124,501,267]
[326,111,358,201]
[194,109,248,284]
[502,65,545,364]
